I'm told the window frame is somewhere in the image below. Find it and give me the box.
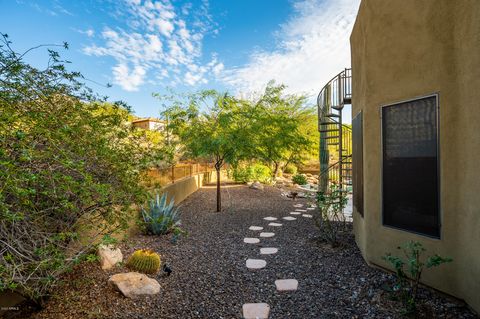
[380,93,441,239]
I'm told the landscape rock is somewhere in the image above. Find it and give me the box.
[98,244,123,270]
[108,272,160,298]
[249,181,264,190]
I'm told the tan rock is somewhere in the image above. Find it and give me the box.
[242,303,270,319]
[108,272,160,298]
[98,244,123,270]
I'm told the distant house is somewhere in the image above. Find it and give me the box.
[131,118,165,131]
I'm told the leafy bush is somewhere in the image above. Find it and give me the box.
[232,163,272,184]
[283,164,297,174]
[126,249,161,274]
[292,174,308,185]
[383,241,452,314]
[314,184,348,246]
[0,35,156,302]
[141,193,181,235]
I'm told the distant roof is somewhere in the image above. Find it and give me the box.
[132,117,165,124]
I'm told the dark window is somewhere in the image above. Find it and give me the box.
[382,95,440,238]
[353,111,364,216]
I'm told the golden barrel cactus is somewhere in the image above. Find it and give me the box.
[126,249,161,274]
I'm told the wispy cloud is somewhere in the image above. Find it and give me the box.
[83,0,221,91]
[221,0,360,97]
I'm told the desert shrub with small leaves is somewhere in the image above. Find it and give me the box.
[383,241,452,314]
[0,35,159,303]
[292,174,308,185]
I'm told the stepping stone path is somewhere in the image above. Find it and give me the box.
[259,232,275,238]
[268,222,282,227]
[246,259,267,269]
[307,207,315,210]
[275,279,298,292]
[260,247,278,255]
[242,204,309,318]
[263,217,277,221]
[243,303,270,319]
[244,237,260,244]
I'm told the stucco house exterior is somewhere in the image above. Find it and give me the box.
[350,0,480,313]
[131,117,166,131]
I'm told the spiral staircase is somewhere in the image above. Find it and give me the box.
[317,68,352,193]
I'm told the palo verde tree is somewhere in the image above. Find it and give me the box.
[0,35,155,302]
[157,90,251,212]
[249,82,316,177]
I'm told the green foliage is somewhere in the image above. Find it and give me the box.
[292,174,308,185]
[383,241,453,314]
[126,249,161,274]
[85,254,100,263]
[0,35,154,302]
[283,164,298,175]
[141,193,181,235]
[232,162,272,184]
[314,184,348,246]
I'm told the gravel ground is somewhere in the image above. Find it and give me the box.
[14,185,478,319]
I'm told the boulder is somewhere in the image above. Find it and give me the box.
[98,244,123,270]
[249,181,264,190]
[108,272,160,298]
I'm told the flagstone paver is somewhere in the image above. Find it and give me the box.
[302,214,313,218]
[242,303,270,319]
[282,216,296,221]
[293,204,303,208]
[295,209,307,212]
[306,207,315,210]
[290,211,301,215]
[268,222,282,227]
[259,232,275,238]
[249,226,263,231]
[260,247,278,255]
[275,279,298,292]
[244,237,260,244]
[263,217,277,221]
[246,259,267,269]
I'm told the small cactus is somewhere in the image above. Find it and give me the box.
[126,249,161,274]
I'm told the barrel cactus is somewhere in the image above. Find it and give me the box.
[141,193,181,235]
[126,249,161,274]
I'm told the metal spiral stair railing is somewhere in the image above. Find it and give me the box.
[317,68,352,193]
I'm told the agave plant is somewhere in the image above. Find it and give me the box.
[141,193,181,235]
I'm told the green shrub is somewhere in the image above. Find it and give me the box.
[232,163,272,184]
[126,249,161,274]
[283,164,297,174]
[141,193,182,235]
[292,174,308,185]
[383,241,452,314]
[0,35,157,302]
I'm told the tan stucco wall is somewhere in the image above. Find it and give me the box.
[351,0,480,313]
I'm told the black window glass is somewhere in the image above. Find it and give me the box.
[353,112,363,216]
[382,95,439,237]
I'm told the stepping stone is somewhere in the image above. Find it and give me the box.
[290,211,301,215]
[293,204,303,208]
[260,247,278,255]
[263,217,277,221]
[275,279,299,292]
[242,303,270,319]
[246,259,267,269]
[268,222,282,227]
[259,232,275,238]
[282,216,296,221]
[302,214,313,218]
[306,207,315,210]
[249,226,263,231]
[244,238,260,244]
[295,209,307,212]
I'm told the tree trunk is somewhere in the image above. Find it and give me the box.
[216,167,221,212]
[273,161,279,178]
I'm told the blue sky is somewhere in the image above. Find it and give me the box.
[1,0,360,118]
